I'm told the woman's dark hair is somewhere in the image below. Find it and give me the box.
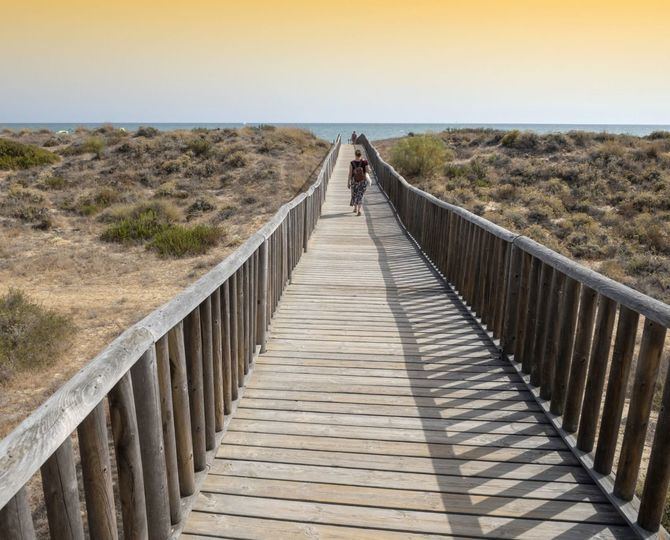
[355,149,362,157]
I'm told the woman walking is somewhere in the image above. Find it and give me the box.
[348,149,369,216]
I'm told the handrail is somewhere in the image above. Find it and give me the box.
[0,135,341,539]
[358,133,670,536]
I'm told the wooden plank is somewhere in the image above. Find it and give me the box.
[242,387,540,410]
[201,475,622,523]
[228,419,565,449]
[252,363,518,382]
[191,493,635,539]
[183,514,463,540]
[208,459,604,502]
[216,445,589,482]
[249,371,526,391]
[220,431,576,464]
[247,379,534,400]
[238,397,547,422]
[232,408,556,436]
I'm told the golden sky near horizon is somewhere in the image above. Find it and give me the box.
[1,0,669,122]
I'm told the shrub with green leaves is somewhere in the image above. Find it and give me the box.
[101,208,170,244]
[148,224,221,257]
[390,135,449,178]
[0,139,60,170]
[0,289,74,382]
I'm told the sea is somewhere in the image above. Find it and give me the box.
[2,123,669,141]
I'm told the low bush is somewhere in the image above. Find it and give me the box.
[501,130,539,151]
[0,289,74,382]
[390,135,449,178]
[99,200,181,224]
[148,224,221,257]
[225,151,247,168]
[646,131,670,140]
[1,187,51,228]
[187,198,216,220]
[41,176,67,190]
[72,187,122,216]
[135,126,160,138]
[0,139,60,169]
[187,138,212,157]
[100,208,169,244]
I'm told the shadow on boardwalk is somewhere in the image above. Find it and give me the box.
[361,180,627,538]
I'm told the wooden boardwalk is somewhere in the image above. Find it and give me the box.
[182,145,635,539]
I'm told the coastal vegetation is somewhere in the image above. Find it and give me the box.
[0,125,328,435]
[0,289,74,383]
[381,129,670,304]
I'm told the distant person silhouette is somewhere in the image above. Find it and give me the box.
[348,149,369,216]
[350,131,357,144]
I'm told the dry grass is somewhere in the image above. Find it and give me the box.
[0,125,328,437]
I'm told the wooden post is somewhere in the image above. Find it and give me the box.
[40,436,85,540]
[540,270,565,400]
[638,363,670,531]
[530,263,553,387]
[166,322,195,495]
[212,288,225,431]
[236,268,246,384]
[199,297,216,450]
[513,252,531,363]
[520,256,541,374]
[222,281,234,412]
[155,335,182,525]
[614,319,667,500]
[0,487,35,540]
[228,276,239,400]
[130,347,171,540]
[184,308,206,472]
[78,403,118,538]
[549,277,580,415]
[594,306,639,475]
[562,286,598,433]
[576,296,617,452]
[108,372,148,540]
[259,239,269,353]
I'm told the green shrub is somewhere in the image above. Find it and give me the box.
[0,139,60,169]
[73,187,121,216]
[187,138,212,157]
[646,131,670,140]
[100,208,169,244]
[82,137,105,158]
[135,126,160,138]
[148,224,221,257]
[99,200,181,224]
[187,198,216,219]
[42,176,67,190]
[225,151,247,168]
[0,289,74,382]
[390,135,448,178]
[501,130,539,151]
[501,130,520,147]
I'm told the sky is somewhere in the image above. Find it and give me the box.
[1,0,669,124]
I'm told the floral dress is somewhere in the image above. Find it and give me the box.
[350,159,369,206]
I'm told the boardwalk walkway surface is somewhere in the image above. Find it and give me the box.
[182,145,635,539]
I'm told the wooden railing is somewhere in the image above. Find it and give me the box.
[0,136,341,540]
[358,134,670,536]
